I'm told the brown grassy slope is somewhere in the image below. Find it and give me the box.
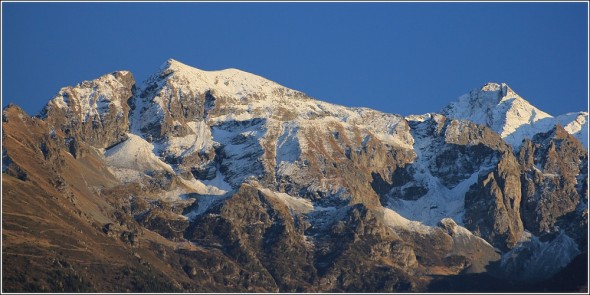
[2,105,178,291]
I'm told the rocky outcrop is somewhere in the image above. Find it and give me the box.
[273,118,415,208]
[39,71,135,148]
[464,151,524,250]
[136,208,189,242]
[518,125,588,247]
[437,218,501,273]
[310,204,418,292]
[186,183,315,292]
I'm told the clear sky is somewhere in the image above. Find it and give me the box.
[2,2,588,117]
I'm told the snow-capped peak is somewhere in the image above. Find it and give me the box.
[480,82,503,91]
[442,82,551,133]
[134,59,414,149]
[153,58,299,101]
[442,82,561,149]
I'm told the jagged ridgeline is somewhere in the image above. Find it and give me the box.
[2,59,588,292]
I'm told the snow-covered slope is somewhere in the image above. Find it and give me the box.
[442,82,587,149]
[134,59,413,149]
[103,133,229,196]
[104,133,175,179]
[382,207,433,234]
[554,111,588,148]
[259,187,314,214]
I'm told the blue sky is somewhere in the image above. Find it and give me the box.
[2,2,588,117]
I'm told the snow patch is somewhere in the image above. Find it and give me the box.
[201,169,233,194]
[275,121,301,164]
[177,176,227,196]
[382,207,432,235]
[104,133,174,176]
[161,187,189,202]
[260,188,314,214]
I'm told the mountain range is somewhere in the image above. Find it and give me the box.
[2,59,587,292]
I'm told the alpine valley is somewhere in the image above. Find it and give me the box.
[2,59,588,292]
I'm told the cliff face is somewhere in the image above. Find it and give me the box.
[2,59,587,292]
[39,71,135,149]
[518,126,588,246]
[464,151,524,250]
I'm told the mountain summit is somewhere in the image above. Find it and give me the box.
[2,59,588,292]
[442,82,588,149]
[157,58,296,101]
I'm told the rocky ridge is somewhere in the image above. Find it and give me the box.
[2,59,587,292]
